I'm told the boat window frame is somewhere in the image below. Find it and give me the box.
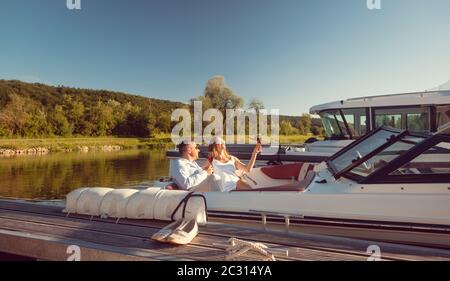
[339,109,353,140]
[318,107,369,140]
[340,107,370,137]
[326,126,407,180]
[371,105,432,133]
[318,109,346,139]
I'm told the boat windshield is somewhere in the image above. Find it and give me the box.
[348,135,426,178]
[327,128,427,179]
[319,110,350,140]
[390,142,450,175]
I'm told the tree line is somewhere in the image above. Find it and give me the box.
[189,76,324,137]
[279,114,324,136]
[0,78,323,138]
[0,80,186,138]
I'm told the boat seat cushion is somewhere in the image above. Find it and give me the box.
[234,171,316,192]
[260,163,315,181]
[165,183,179,190]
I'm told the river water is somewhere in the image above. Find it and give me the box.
[0,149,170,200]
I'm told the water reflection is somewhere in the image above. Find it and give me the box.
[0,149,169,200]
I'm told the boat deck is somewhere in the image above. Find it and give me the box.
[1,200,450,261]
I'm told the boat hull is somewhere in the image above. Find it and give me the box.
[208,210,450,250]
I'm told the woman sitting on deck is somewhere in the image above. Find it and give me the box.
[209,136,315,192]
[209,136,261,192]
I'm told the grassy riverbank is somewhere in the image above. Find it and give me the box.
[0,135,174,152]
[0,134,322,152]
[279,134,322,144]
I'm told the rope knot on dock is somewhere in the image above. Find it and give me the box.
[225,238,276,261]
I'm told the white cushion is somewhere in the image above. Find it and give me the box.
[99,189,139,218]
[153,189,191,221]
[125,188,161,219]
[64,186,207,224]
[76,188,114,216]
[64,188,90,214]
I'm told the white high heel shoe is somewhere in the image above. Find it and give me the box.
[151,219,187,242]
[166,219,199,245]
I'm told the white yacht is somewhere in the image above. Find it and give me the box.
[306,90,450,153]
[199,124,450,248]
[166,90,450,164]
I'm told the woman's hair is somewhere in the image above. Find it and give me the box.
[210,144,230,160]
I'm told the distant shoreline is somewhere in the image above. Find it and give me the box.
[0,134,321,156]
[0,136,174,155]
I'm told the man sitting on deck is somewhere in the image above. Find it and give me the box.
[170,141,213,190]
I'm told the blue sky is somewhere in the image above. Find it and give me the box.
[1,0,450,115]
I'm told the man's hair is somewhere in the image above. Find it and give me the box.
[177,142,189,154]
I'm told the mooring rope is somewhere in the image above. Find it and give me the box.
[225,238,276,261]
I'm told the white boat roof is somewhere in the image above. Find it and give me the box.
[309,90,450,114]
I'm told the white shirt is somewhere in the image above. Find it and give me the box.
[170,158,208,190]
[212,158,240,192]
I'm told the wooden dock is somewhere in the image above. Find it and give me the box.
[1,199,450,261]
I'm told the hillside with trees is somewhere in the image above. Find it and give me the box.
[279,114,324,136]
[0,78,323,139]
[0,80,187,138]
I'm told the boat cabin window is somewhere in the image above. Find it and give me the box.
[342,108,367,137]
[407,113,429,132]
[359,115,367,135]
[319,110,346,139]
[319,108,368,139]
[390,141,450,175]
[375,112,402,130]
[374,107,430,132]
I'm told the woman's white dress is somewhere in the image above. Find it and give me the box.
[212,158,240,192]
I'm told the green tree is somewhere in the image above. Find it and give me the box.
[88,101,115,136]
[25,107,51,137]
[155,111,172,134]
[63,95,86,135]
[0,125,9,137]
[190,76,244,135]
[248,98,265,114]
[194,76,244,114]
[114,105,152,137]
[0,93,38,136]
[300,114,312,134]
[280,120,299,135]
[311,126,324,136]
[49,105,72,136]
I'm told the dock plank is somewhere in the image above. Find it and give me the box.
[1,200,450,261]
[0,209,361,261]
[0,229,161,261]
[0,214,229,261]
